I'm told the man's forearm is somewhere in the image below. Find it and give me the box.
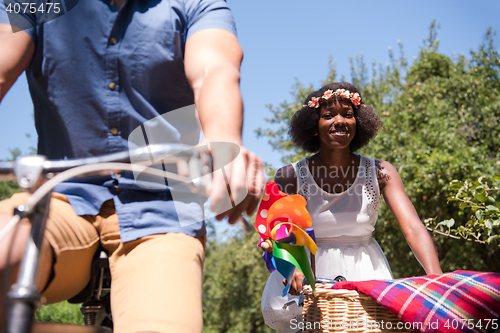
[184,28,264,222]
[193,64,243,145]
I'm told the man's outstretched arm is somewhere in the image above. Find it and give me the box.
[0,24,34,101]
[184,28,264,224]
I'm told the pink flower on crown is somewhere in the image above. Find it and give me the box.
[350,93,361,106]
[338,89,351,99]
[322,90,334,100]
[308,97,320,108]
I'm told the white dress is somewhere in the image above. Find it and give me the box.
[261,155,393,333]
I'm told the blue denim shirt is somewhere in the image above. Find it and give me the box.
[0,0,236,242]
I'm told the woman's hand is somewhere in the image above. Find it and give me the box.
[282,269,305,296]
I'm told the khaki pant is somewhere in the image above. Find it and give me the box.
[0,192,206,333]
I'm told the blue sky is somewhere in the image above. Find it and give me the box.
[1,0,499,170]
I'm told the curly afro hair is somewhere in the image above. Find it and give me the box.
[289,82,383,153]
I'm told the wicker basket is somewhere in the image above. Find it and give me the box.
[302,283,417,332]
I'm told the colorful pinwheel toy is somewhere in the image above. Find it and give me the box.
[255,181,317,296]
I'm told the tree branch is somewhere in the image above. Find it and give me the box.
[426,226,486,244]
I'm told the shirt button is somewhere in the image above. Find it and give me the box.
[110,128,119,136]
[110,0,115,5]
[110,37,118,45]
[109,82,116,90]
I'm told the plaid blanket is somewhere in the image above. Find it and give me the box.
[333,270,500,333]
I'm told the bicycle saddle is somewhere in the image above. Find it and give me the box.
[68,248,111,304]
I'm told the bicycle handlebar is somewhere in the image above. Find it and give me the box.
[0,143,206,178]
[2,143,253,333]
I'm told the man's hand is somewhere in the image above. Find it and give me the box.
[210,144,263,224]
[283,269,305,296]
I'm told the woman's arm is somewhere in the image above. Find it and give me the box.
[377,160,443,275]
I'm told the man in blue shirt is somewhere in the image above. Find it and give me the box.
[0,0,264,331]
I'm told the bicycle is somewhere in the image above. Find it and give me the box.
[0,143,226,333]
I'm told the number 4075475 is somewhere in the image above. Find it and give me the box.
[443,318,498,330]
[5,2,61,14]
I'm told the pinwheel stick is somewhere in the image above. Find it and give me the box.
[310,253,316,280]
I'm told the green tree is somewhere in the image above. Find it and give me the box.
[0,149,22,200]
[257,22,500,277]
[425,176,500,248]
[203,225,273,333]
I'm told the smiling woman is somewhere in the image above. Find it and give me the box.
[260,82,443,333]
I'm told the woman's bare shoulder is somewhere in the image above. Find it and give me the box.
[274,164,297,195]
[375,159,399,191]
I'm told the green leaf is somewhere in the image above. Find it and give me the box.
[438,218,455,228]
[423,217,436,225]
[449,181,463,190]
[476,211,484,220]
[471,205,482,212]
[486,235,500,244]
[485,205,499,212]
[476,194,488,203]
[484,220,493,230]
[459,202,470,210]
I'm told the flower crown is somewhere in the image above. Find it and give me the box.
[306,89,361,108]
